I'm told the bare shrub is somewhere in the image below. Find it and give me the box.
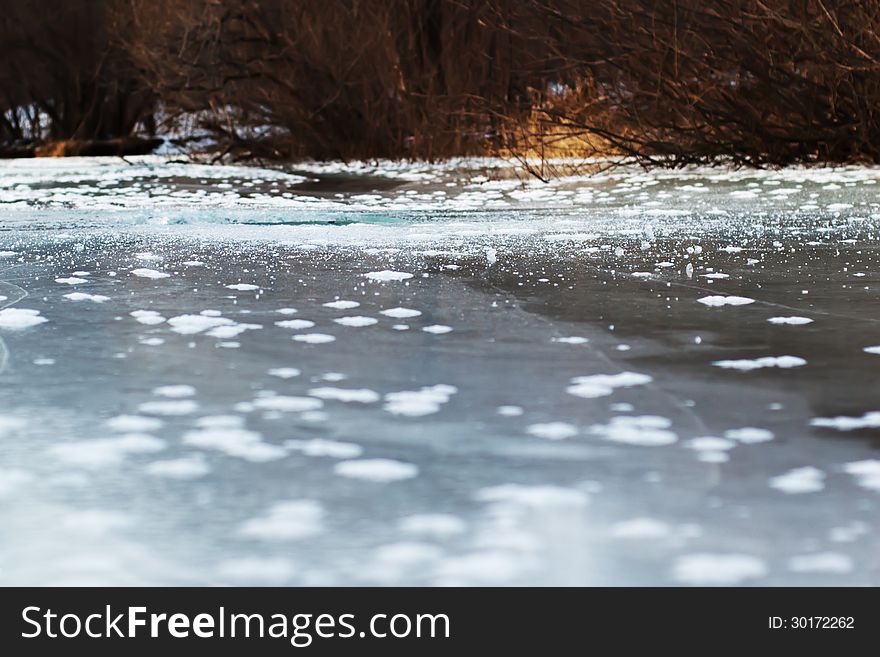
[523,0,880,167]
[0,0,153,147]
[124,0,560,160]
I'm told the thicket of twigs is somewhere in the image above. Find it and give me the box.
[4,0,880,168]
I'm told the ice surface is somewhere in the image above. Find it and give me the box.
[1,157,880,586]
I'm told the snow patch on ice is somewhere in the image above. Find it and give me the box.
[152,384,196,398]
[673,553,767,585]
[49,434,166,467]
[842,460,880,491]
[323,300,360,309]
[146,455,210,479]
[105,415,163,432]
[553,336,588,344]
[183,427,285,462]
[384,384,456,416]
[399,514,466,537]
[130,268,170,279]
[275,319,315,329]
[788,552,853,574]
[725,427,774,443]
[697,295,755,307]
[293,333,335,344]
[713,355,806,371]
[0,309,47,329]
[268,367,300,379]
[422,324,453,334]
[588,415,677,446]
[770,466,825,494]
[380,307,421,318]
[334,459,419,482]
[475,484,588,508]
[567,372,652,399]
[239,500,324,540]
[768,316,813,325]
[285,438,363,459]
[64,292,109,303]
[308,387,380,403]
[334,316,378,327]
[363,270,413,282]
[611,518,671,539]
[252,395,323,413]
[130,310,165,325]
[525,422,578,440]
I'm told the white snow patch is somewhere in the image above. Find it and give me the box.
[553,336,589,344]
[497,405,524,417]
[130,310,165,325]
[363,270,413,282]
[685,436,736,452]
[293,333,336,344]
[673,554,767,585]
[475,484,588,508]
[769,466,825,494]
[195,415,244,428]
[383,384,456,416]
[48,434,166,467]
[285,438,363,459]
[399,514,466,537]
[130,268,170,279]
[275,319,315,329]
[146,455,210,479]
[0,308,47,329]
[588,415,677,446]
[225,283,259,291]
[768,316,813,325]
[611,518,671,539]
[183,427,285,462]
[422,324,453,334]
[525,422,578,440]
[788,552,853,574]
[811,411,880,430]
[842,460,880,491]
[567,372,652,399]
[334,459,419,482]
[167,314,233,335]
[63,292,109,303]
[239,500,324,540]
[334,316,378,327]
[713,355,806,371]
[268,367,300,379]
[323,300,360,309]
[725,427,774,443]
[697,295,755,307]
[152,384,196,398]
[105,415,163,433]
[380,307,421,318]
[55,277,88,285]
[252,396,323,412]
[308,387,380,403]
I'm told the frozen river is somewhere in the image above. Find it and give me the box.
[0,157,878,585]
